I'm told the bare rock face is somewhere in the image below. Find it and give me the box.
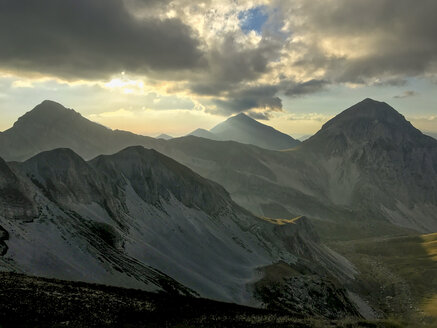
[0,157,37,221]
[90,146,234,217]
[303,98,437,231]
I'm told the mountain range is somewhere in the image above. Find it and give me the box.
[1,98,437,322]
[2,99,437,234]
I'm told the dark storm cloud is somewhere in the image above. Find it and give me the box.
[293,0,437,84]
[210,85,282,115]
[0,0,204,80]
[189,34,283,97]
[283,79,328,97]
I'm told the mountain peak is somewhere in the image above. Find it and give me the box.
[24,148,89,172]
[305,99,435,155]
[322,98,406,131]
[225,112,257,125]
[13,100,80,129]
[156,133,173,140]
[209,113,300,150]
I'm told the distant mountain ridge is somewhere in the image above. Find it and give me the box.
[188,113,300,150]
[156,133,173,140]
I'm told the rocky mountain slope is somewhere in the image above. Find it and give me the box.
[189,113,300,150]
[0,146,358,314]
[303,98,437,232]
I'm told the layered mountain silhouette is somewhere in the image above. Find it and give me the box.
[1,98,436,234]
[0,146,356,309]
[188,113,300,150]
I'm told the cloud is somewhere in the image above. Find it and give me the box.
[0,0,204,80]
[1,0,437,118]
[283,79,329,97]
[209,84,282,115]
[89,108,135,119]
[394,90,419,99]
[246,111,272,120]
[284,0,437,84]
[287,113,332,123]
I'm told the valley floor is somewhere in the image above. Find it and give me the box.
[0,272,406,328]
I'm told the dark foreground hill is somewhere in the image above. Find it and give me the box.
[0,272,401,328]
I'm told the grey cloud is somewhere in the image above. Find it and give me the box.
[190,33,283,97]
[394,91,418,99]
[283,80,329,97]
[0,0,204,80]
[209,85,282,116]
[292,0,437,84]
[246,111,271,120]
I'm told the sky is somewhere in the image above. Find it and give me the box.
[0,0,436,137]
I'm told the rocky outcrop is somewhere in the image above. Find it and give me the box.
[255,271,360,319]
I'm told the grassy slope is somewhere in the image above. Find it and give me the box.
[328,232,437,327]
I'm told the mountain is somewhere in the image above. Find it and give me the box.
[302,98,437,231]
[187,128,219,140]
[145,99,437,235]
[156,133,173,140]
[187,114,300,150]
[2,99,436,234]
[0,101,298,162]
[0,147,358,313]
[0,100,159,161]
[211,113,300,150]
